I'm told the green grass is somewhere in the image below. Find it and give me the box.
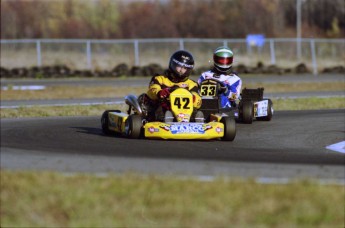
[273,97,345,110]
[1,85,147,101]
[0,104,127,118]
[1,170,344,227]
[1,81,344,101]
[1,97,344,118]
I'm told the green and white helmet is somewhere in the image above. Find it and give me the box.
[213,46,234,73]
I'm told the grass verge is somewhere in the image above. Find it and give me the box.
[1,97,344,118]
[1,82,344,100]
[1,170,344,227]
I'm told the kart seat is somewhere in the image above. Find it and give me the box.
[200,97,221,121]
[241,87,264,101]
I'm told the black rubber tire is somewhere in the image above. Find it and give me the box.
[125,114,143,139]
[221,116,236,141]
[101,110,121,135]
[257,99,273,121]
[241,101,253,124]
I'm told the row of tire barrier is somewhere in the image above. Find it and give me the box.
[0,63,344,78]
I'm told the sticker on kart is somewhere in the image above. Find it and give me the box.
[142,121,226,140]
[254,100,268,117]
[159,123,214,134]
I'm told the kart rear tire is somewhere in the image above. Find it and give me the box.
[241,101,253,124]
[125,114,143,139]
[101,110,121,135]
[221,117,236,141]
[257,99,273,121]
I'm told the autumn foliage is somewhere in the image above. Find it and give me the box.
[1,0,344,39]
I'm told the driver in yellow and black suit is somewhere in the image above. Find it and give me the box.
[138,50,203,122]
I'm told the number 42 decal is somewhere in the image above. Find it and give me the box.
[174,97,190,109]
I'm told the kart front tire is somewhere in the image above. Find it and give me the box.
[241,101,253,124]
[125,114,143,139]
[221,117,236,141]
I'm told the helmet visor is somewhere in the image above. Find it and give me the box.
[170,60,192,80]
[214,56,233,66]
[172,58,194,69]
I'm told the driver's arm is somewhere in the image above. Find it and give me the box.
[147,76,164,101]
[228,78,242,101]
[188,80,202,109]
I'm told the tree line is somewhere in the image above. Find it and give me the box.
[1,0,344,39]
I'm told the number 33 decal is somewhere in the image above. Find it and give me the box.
[201,85,217,96]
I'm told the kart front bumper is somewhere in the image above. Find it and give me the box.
[144,122,225,140]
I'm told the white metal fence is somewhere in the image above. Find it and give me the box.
[1,38,344,74]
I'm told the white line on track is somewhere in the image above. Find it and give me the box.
[0,101,124,109]
[61,173,345,185]
[2,85,46,90]
[326,141,345,154]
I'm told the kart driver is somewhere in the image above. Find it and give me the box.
[138,50,202,122]
[198,46,242,108]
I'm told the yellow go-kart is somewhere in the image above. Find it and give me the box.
[101,87,236,141]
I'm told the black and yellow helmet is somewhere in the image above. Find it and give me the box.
[169,50,194,82]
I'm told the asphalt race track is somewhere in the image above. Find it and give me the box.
[1,74,345,182]
[1,109,344,182]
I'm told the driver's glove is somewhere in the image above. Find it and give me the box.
[229,93,237,101]
[158,88,170,99]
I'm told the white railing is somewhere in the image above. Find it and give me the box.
[1,38,344,75]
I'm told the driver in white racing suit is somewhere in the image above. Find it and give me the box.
[198,46,242,108]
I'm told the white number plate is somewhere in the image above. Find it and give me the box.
[254,100,268,117]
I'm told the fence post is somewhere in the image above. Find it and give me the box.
[310,39,318,75]
[179,39,184,50]
[86,40,92,69]
[36,40,42,67]
[296,38,303,61]
[134,39,139,66]
[269,39,276,65]
[296,0,302,61]
[246,42,252,56]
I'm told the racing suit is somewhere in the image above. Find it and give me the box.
[198,70,242,108]
[141,70,202,120]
